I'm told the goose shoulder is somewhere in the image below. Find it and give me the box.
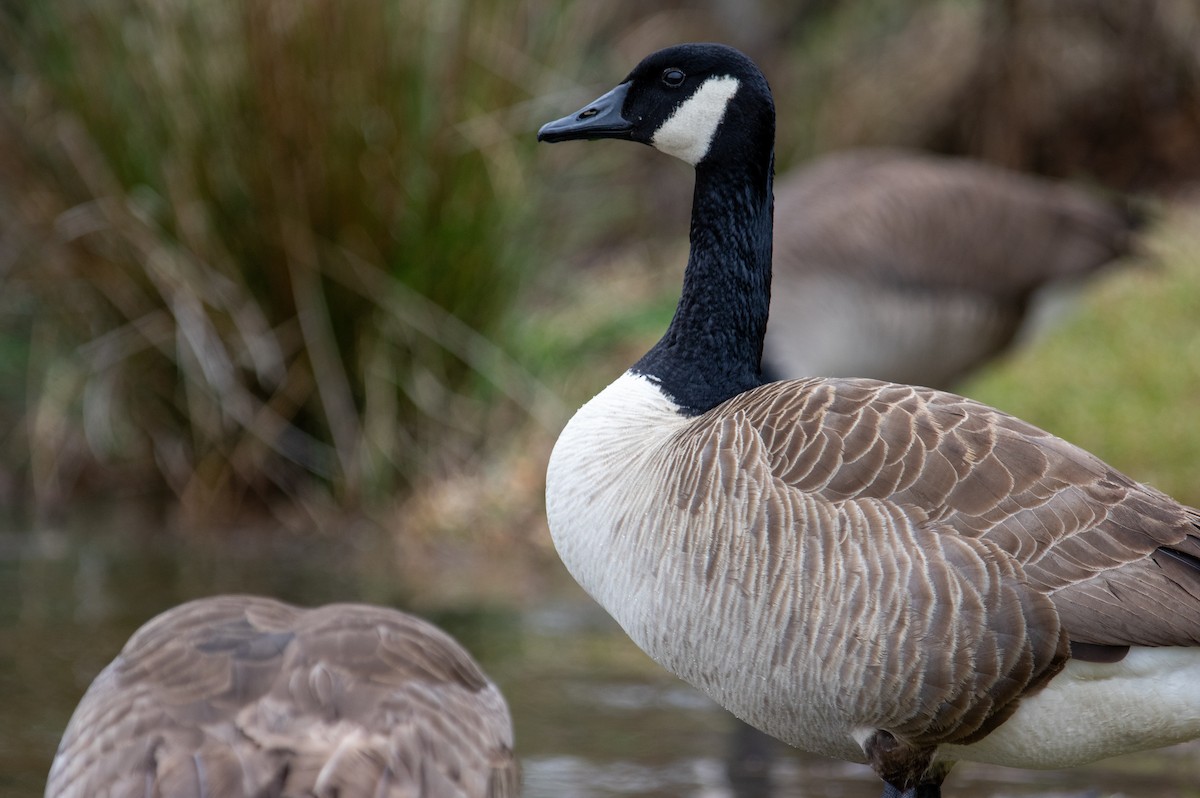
[722,377,1200,647]
[558,374,1200,646]
[45,595,519,798]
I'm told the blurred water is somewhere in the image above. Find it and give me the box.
[1,507,1197,798]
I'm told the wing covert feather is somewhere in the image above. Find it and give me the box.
[715,378,1200,649]
[662,410,1065,749]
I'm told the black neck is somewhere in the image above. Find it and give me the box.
[631,154,774,415]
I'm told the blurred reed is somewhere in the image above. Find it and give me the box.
[0,0,599,517]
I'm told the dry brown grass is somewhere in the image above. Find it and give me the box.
[0,0,596,520]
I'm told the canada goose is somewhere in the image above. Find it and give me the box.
[45,595,519,798]
[765,148,1141,389]
[538,43,1200,797]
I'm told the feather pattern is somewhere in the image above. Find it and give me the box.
[733,378,1200,648]
[547,371,1200,767]
[45,595,519,798]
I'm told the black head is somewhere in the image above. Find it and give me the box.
[537,43,774,169]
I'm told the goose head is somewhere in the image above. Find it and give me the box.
[538,43,774,172]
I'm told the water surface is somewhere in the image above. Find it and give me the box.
[2,508,1196,797]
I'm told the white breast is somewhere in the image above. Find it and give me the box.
[545,372,868,762]
[545,372,687,613]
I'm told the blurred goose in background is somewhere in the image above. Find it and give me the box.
[538,42,1200,798]
[764,147,1142,389]
[45,595,519,798]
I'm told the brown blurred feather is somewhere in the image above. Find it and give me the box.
[45,595,518,798]
[764,148,1143,389]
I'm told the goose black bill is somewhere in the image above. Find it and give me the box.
[538,83,634,142]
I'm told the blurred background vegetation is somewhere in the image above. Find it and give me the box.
[2,3,1200,795]
[0,0,1198,537]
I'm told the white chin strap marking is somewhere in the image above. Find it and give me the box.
[651,76,740,165]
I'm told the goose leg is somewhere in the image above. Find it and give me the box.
[866,731,950,798]
[882,783,941,798]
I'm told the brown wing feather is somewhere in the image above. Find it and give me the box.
[729,378,1200,649]
[663,402,1066,751]
[46,595,519,798]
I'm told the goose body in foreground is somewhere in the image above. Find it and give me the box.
[538,43,1200,797]
[45,595,518,798]
[765,148,1141,388]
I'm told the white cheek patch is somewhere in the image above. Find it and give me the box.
[651,76,740,165]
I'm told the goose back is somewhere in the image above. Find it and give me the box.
[764,148,1141,388]
[45,595,518,798]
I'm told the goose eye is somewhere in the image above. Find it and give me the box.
[662,68,685,87]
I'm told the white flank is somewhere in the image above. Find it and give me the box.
[651,76,740,165]
[944,647,1200,769]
